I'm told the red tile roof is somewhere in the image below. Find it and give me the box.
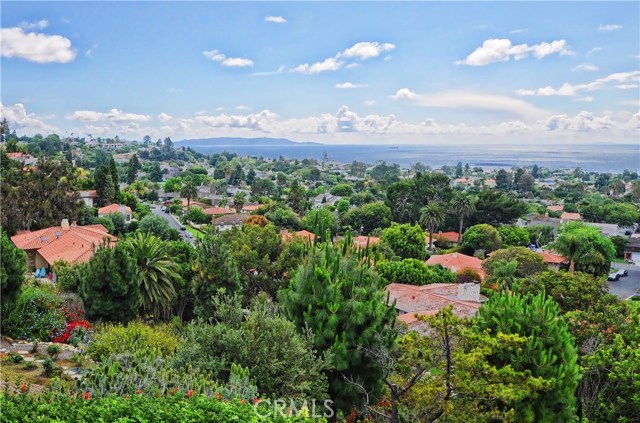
[560,212,582,221]
[353,236,380,248]
[281,229,315,243]
[547,205,564,212]
[428,232,460,243]
[539,250,568,264]
[98,204,132,216]
[386,283,482,328]
[10,223,116,266]
[242,204,263,212]
[425,253,485,279]
[202,207,236,215]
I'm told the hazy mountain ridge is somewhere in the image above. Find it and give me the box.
[177,137,322,147]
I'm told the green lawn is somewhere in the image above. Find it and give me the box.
[185,225,204,239]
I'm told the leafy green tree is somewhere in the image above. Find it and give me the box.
[462,224,501,255]
[95,165,115,206]
[483,246,546,279]
[455,161,463,178]
[330,183,354,197]
[80,243,141,322]
[385,180,418,224]
[517,173,535,193]
[164,240,196,321]
[344,202,394,236]
[495,169,511,190]
[148,162,163,182]
[184,206,211,224]
[233,191,246,212]
[450,193,476,244]
[192,229,242,320]
[380,223,426,260]
[286,180,307,214]
[467,189,527,227]
[419,203,446,250]
[126,153,140,184]
[526,224,554,247]
[138,214,180,241]
[497,225,530,247]
[280,241,397,414]
[475,291,580,423]
[552,222,615,276]
[265,206,302,230]
[1,158,85,234]
[0,231,26,306]
[303,207,338,237]
[125,232,179,320]
[163,176,183,193]
[377,259,456,285]
[109,156,120,201]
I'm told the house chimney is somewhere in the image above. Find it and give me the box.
[457,283,481,302]
[61,219,70,231]
[120,204,126,215]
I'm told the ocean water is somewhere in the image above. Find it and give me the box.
[187,143,639,173]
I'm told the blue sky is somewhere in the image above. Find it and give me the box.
[1,1,639,144]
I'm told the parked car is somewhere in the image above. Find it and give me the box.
[180,225,186,231]
[607,273,620,281]
[616,269,628,277]
[160,206,166,212]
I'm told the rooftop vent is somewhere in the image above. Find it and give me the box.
[40,235,47,242]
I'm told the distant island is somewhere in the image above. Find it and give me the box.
[177,137,321,147]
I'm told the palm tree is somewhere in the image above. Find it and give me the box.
[419,203,446,251]
[180,179,198,210]
[552,231,580,273]
[489,259,518,291]
[450,193,476,244]
[125,232,179,319]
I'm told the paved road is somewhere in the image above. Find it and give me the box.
[607,262,640,300]
[150,204,194,244]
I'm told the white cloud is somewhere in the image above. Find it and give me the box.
[0,102,59,134]
[587,47,603,56]
[18,19,49,30]
[236,105,251,111]
[364,100,376,106]
[517,71,640,97]
[203,49,254,67]
[598,24,622,32]
[392,88,545,120]
[292,57,342,74]
[509,28,527,34]
[0,26,76,63]
[158,113,173,122]
[338,42,395,61]
[335,82,367,89]
[292,41,394,74]
[573,63,599,72]
[456,38,573,66]
[346,63,361,69]
[617,84,638,90]
[265,16,287,24]
[66,109,151,123]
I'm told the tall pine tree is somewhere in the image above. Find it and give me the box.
[80,243,141,322]
[280,239,397,415]
[109,156,120,202]
[474,291,580,423]
[95,165,115,206]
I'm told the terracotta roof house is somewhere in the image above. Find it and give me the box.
[281,229,316,243]
[428,231,461,245]
[547,205,564,212]
[352,235,380,249]
[211,213,250,231]
[484,179,496,188]
[98,204,133,222]
[386,283,483,332]
[560,212,582,222]
[11,219,116,269]
[425,252,485,280]
[241,204,263,213]
[203,206,236,216]
[538,250,568,271]
[6,152,37,165]
[79,190,98,207]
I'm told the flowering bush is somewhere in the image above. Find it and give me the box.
[51,308,92,345]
